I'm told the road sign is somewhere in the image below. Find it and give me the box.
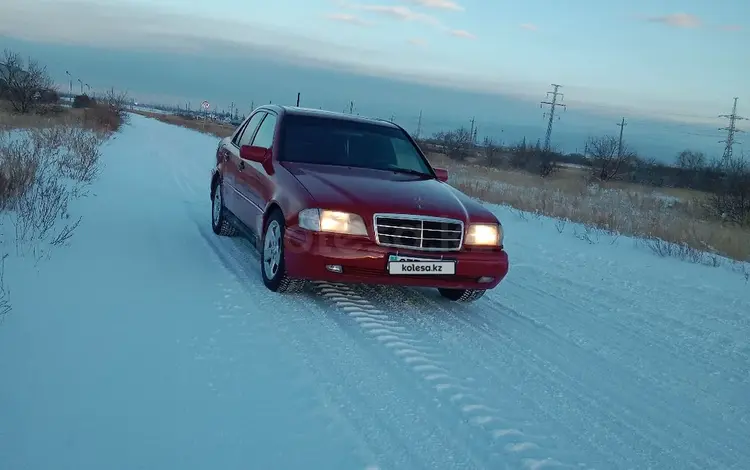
[201,100,210,110]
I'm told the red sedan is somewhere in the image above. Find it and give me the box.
[210,105,509,302]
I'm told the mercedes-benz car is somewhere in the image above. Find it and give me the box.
[210,105,509,302]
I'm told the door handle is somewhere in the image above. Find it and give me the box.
[239,160,246,170]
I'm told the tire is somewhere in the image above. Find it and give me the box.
[438,288,486,303]
[260,209,303,293]
[211,181,237,236]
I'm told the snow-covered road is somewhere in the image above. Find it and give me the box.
[1,114,749,470]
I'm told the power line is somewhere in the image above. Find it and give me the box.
[718,97,746,161]
[540,83,566,151]
[617,117,627,157]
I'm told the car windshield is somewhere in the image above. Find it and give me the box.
[279,114,434,176]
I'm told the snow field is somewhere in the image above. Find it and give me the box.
[0,113,748,470]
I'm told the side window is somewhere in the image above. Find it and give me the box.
[390,137,425,171]
[251,113,278,149]
[230,119,250,146]
[236,112,266,148]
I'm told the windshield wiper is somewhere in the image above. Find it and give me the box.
[388,168,434,178]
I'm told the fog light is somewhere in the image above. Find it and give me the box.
[478,276,494,283]
[326,264,343,273]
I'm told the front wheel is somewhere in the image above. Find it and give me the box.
[260,210,302,293]
[211,181,237,236]
[438,288,486,303]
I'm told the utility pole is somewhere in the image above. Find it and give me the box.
[469,117,476,145]
[415,109,422,139]
[617,117,627,157]
[719,97,746,162]
[540,83,567,151]
[296,92,300,107]
[349,101,354,114]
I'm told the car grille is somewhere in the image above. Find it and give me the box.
[373,214,464,251]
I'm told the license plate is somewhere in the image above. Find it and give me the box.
[388,260,456,275]
[388,254,442,262]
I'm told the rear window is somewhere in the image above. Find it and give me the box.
[279,114,432,174]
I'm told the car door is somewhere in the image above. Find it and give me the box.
[236,111,278,235]
[220,117,253,215]
[227,111,266,227]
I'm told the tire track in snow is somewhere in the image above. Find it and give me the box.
[503,274,750,420]
[311,281,582,470]
[510,269,750,379]
[450,290,747,470]
[512,261,750,371]
[194,220,493,469]
[196,228,409,469]
[357,284,618,469]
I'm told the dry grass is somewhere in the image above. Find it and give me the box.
[131,110,234,138]
[0,101,112,315]
[0,100,125,135]
[430,153,750,265]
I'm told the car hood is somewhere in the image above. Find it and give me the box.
[283,163,491,222]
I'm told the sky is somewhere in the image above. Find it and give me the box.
[1,0,748,161]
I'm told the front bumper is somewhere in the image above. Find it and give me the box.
[283,227,509,290]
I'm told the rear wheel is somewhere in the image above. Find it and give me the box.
[438,288,486,303]
[260,209,303,293]
[211,181,237,236]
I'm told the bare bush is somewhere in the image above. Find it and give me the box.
[0,125,105,260]
[0,254,10,320]
[433,127,473,161]
[538,149,559,178]
[707,155,750,225]
[0,49,56,114]
[81,88,130,133]
[676,150,706,170]
[482,136,503,166]
[585,135,636,181]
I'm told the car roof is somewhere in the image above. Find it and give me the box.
[257,104,400,130]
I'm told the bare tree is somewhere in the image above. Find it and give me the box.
[538,149,559,177]
[433,127,472,161]
[584,135,635,181]
[482,136,503,166]
[0,49,55,114]
[675,150,706,170]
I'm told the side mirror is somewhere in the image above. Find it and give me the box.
[239,145,268,162]
[433,167,449,182]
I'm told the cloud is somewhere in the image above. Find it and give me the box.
[720,24,742,32]
[405,0,464,11]
[407,38,428,46]
[341,2,472,39]
[356,5,439,25]
[644,13,701,28]
[324,12,371,26]
[449,29,476,39]
[520,23,538,31]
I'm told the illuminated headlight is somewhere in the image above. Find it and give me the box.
[466,223,503,246]
[298,209,368,236]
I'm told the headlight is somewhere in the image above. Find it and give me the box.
[298,208,368,236]
[465,223,503,246]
